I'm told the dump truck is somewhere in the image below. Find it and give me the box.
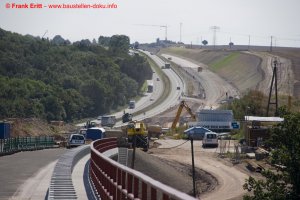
[123,121,149,151]
[101,115,116,127]
[147,124,162,138]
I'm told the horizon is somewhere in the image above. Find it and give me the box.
[1,0,300,47]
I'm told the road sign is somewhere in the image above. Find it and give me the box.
[231,122,240,129]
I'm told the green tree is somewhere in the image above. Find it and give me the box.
[109,35,130,55]
[243,111,300,200]
[224,90,266,120]
[0,28,152,121]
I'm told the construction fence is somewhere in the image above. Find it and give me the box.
[0,136,55,156]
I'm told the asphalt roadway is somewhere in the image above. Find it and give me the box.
[0,148,66,200]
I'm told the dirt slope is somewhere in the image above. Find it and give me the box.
[5,118,76,138]
[160,47,295,97]
[160,47,263,93]
[272,49,300,97]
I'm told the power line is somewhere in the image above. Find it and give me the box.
[210,26,220,49]
[134,24,168,41]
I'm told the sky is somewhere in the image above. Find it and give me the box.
[1,0,300,47]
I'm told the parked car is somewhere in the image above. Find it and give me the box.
[184,126,212,140]
[67,134,85,148]
[202,132,218,148]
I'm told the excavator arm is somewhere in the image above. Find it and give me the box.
[171,101,196,130]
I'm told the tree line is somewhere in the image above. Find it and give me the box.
[0,28,152,121]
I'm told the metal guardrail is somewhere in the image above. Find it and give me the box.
[0,136,55,156]
[48,145,91,200]
[90,138,197,200]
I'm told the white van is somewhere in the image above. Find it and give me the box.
[67,134,85,148]
[202,132,218,148]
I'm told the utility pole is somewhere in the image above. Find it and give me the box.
[180,22,182,43]
[131,135,136,169]
[191,138,196,197]
[165,24,168,41]
[270,36,273,52]
[201,36,203,48]
[267,58,279,116]
[288,73,292,111]
[210,26,220,49]
[248,35,251,51]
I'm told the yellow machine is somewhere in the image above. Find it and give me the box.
[171,100,196,130]
[127,121,147,136]
[125,121,149,151]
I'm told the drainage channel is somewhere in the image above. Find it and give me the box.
[48,145,90,200]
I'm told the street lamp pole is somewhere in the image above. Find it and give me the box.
[191,138,196,197]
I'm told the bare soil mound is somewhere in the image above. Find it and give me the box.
[118,149,218,197]
[5,118,76,139]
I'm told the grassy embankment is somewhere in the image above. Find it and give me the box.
[160,47,263,93]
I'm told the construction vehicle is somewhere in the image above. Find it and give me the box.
[165,62,171,68]
[171,100,196,130]
[148,124,162,138]
[129,100,136,109]
[85,120,97,129]
[122,112,133,123]
[124,121,149,151]
[101,115,116,127]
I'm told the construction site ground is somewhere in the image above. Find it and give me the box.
[126,138,269,200]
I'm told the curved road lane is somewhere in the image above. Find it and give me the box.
[162,54,240,109]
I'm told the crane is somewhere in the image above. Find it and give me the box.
[42,30,48,40]
[135,24,168,41]
[171,100,196,130]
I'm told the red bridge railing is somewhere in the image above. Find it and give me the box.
[90,137,197,200]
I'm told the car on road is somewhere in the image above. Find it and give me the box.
[67,134,85,148]
[184,126,212,140]
[202,132,218,148]
[177,86,180,90]
[157,77,160,81]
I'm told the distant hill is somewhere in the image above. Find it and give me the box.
[0,28,152,121]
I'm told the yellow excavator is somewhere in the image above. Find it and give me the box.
[171,100,196,130]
